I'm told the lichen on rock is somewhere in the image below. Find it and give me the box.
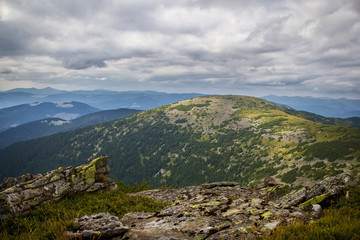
[118,174,351,239]
[65,213,129,239]
[0,156,116,221]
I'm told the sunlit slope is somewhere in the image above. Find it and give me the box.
[0,95,359,187]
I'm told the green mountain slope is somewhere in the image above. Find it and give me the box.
[0,95,359,187]
[0,108,140,148]
[281,108,360,128]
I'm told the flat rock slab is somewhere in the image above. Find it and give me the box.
[65,213,129,239]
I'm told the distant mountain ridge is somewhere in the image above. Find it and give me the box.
[4,87,67,95]
[263,95,360,118]
[0,88,203,110]
[0,95,359,187]
[0,108,140,148]
[1,88,359,119]
[0,101,99,132]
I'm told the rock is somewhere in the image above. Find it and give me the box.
[117,174,350,239]
[261,221,280,235]
[0,156,117,221]
[276,187,307,207]
[201,182,239,189]
[265,185,285,201]
[2,166,351,239]
[65,212,128,239]
[264,176,277,187]
[310,204,324,220]
[301,174,350,207]
[289,211,308,222]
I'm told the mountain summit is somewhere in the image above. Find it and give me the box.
[0,95,359,186]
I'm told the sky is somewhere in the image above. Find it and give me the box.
[0,0,359,99]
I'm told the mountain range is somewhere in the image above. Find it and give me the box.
[0,108,140,149]
[0,88,203,110]
[263,95,360,118]
[0,101,99,132]
[2,88,360,119]
[0,95,359,187]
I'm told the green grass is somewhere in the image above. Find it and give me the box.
[0,181,167,240]
[262,184,360,240]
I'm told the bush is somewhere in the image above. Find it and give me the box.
[281,168,298,184]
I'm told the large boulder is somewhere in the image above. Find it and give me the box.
[0,156,116,221]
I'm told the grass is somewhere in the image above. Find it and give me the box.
[262,184,360,240]
[0,181,167,240]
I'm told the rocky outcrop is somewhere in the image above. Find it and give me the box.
[0,159,350,239]
[119,174,349,239]
[0,156,116,221]
[65,174,350,239]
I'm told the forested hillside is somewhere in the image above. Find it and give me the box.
[0,108,140,148]
[0,95,359,187]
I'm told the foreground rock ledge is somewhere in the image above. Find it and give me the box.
[65,213,129,239]
[65,174,350,240]
[0,156,116,220]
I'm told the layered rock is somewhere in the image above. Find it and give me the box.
[119,174,350,239]
[0,156,116,220]
[65,213,129,239]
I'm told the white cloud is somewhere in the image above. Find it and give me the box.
[55,102,74,108]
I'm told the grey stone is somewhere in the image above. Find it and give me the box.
[0,156,117,221]
[66,212,129,239]
[264,176,277,187]
[121,175,349,239]
[311,204,324,220]
[276,187,307,207]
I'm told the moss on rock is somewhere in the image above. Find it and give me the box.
[299,194,327,206]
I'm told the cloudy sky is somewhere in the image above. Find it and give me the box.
[0,0,359,98]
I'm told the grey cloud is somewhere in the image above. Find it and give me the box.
[351,0,360,13]
[62,59,107,70]
[0,0,359,99]
[5,0,107,20]
[148,72,238,83]
[188,0,281,10]
[0,22,31,56]
[0,68,13,74]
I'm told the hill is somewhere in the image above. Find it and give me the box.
[0,95,359,187]
[0,101,99,132]
[263,95,360,118]
[0,108,140,149]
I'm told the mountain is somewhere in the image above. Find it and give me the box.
[4,87,67,95]
[0,101,99,132]
[0,95,359,187]
[0,92,38,109]
[0,108,140,149]
[0,88,203,110]
[263,95,360,118]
